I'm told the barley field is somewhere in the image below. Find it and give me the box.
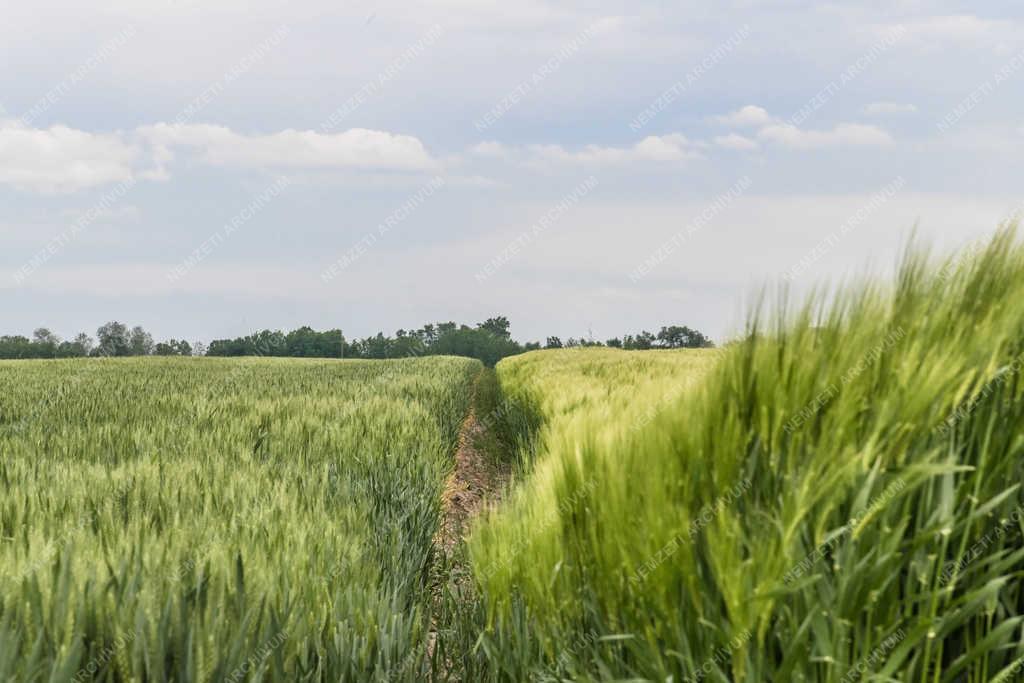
[464,230,1024,681]
[0,356,478,681]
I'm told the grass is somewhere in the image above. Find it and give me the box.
[0,355,478,681]
[465,227,1024,681]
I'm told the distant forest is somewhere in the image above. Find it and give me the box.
[0,317,713,366]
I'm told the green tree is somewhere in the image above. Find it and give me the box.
[73,333,94,356]
[285,326,320,357]
[656,325,713,348]
[130,326,155,356]
[154,339,193,356]
[28,328,59,358]
[96,322,131,357]
[478,316,511,339]
[622,332,652,350]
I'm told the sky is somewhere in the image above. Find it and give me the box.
[2,1,1023,344]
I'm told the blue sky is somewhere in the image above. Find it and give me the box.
[3,1,1023,344]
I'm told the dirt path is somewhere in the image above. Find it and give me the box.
[436,371,506,556]
[428,371,508,678]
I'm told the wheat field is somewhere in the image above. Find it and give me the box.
[0,356,477,681]
[4,232,1024,682]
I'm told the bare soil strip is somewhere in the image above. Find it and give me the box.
[436,390,505,555]
[428,371,508,677]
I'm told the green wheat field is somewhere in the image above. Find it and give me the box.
[3,229,1024,681]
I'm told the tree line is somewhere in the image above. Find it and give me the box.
[0,323,198,359]
[0,317,712,365]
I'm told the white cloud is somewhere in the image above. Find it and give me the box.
[710,105,773,127]
[470,141,514,159]
[864,101,918,115]
[896,15,1013,42]
[758,123,893,148]
[713,133,759,150]
[710,106,891,150]
[528,134,701,165]
[0,121,439,191]
[0,120,137,193]
[137,123,436,171]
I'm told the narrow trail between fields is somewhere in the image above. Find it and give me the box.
[429,369,510,678]
[437,373,506,555]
